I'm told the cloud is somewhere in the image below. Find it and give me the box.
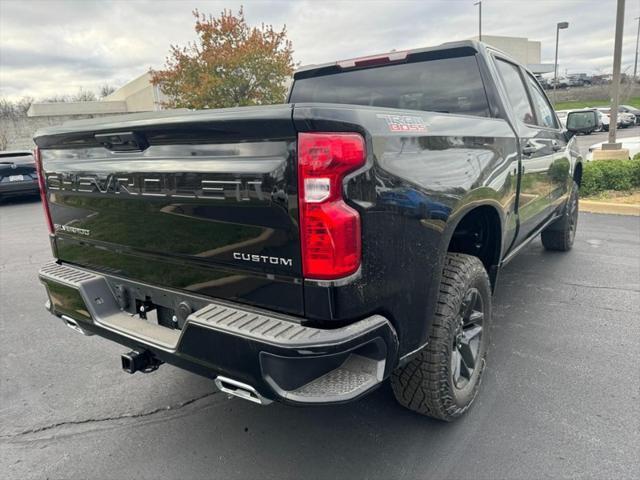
[0,0,638,100]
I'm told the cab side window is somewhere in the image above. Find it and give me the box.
[526,75,559,129]
[494,58,535,125]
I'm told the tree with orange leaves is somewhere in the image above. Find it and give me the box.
[150,7,295,109]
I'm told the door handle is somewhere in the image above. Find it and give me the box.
[522,143,537,156]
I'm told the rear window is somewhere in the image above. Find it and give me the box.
[290,55,490,117]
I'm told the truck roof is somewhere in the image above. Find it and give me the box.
[295,40,485,78]
[293,39,525,80]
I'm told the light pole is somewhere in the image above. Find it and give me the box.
[553,21,569,105]
[634,16,639,80]
[474,1,482,41]
[605,0,626,149]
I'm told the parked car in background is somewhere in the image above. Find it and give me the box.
[595,108,623,129]
[539,77,552,90]
[586,136,640,161]
[618,111,636,128]
[618,105,640,125]
[550,77,569,89]
[555,108,599,134]
[555,109,569,127]
[0,150,39,201]
[564,75,583,87]
[567,73,592,86]
[594,109,609,131]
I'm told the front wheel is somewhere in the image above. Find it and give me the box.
[541,180,579,251]
[391,253,492,421]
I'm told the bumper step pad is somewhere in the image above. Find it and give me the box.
[189,303,389,348]
[284,354,381,402]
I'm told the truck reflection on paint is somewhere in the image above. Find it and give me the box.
[378,187,451,221]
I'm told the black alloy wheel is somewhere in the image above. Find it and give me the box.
[451,288,484,389]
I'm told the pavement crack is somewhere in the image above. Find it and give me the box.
[545,299,636,315]
[560,281,640,293]
[0,390,218,440]
[502,272,640,294]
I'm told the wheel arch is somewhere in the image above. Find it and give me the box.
[441,202,504,290]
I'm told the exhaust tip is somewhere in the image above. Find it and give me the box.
[60,315,93,336]
[214,376,271,405]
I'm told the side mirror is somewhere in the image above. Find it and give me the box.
[566,110,598,136]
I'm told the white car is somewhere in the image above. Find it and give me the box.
[619,112,636,128]
[555,109,569,128]
[594,108,624,129]
[595,110,609,132]
[586,136,640,161]
[619,105,640,125]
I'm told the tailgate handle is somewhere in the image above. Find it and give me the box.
[95,132,149,152]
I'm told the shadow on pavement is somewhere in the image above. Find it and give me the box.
[158,380,464,479]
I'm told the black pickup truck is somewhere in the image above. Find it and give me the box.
[34,41,585,421]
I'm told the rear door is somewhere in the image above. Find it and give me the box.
[523,72,570,212]
[36,106,304,315]
[493,57,555,243]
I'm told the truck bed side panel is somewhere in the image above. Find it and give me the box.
[293,104,518,355]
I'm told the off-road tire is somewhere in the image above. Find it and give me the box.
[541,180,579,252]
[391,253,491,421]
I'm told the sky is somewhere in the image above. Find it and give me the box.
[1,0,639,101]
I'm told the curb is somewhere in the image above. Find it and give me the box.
[580,200,640,216]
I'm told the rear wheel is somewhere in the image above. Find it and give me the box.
[541,180,579,251]
[391,253,491,421]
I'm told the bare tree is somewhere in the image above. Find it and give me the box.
[72,89,97,102]
[99,84,117,98]
[0,97,33,151]
[0,97,33,117]
[42,88,97,103]
[41,94,72,103]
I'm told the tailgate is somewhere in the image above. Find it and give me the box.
[34,105,303,315]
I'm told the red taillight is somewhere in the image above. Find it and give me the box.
[298,132,365,279]
[34,147,54,234]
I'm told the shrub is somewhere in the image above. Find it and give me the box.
[580,158,640,196]
[633,156,640,186]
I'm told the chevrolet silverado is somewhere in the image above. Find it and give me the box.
[34,41,584,421]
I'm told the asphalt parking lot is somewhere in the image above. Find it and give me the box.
[1,196,639,480]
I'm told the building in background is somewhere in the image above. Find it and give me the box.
[2,73,166,151]
[471,35,554,75]
[100,72,167,112]
[27,72,165,118]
